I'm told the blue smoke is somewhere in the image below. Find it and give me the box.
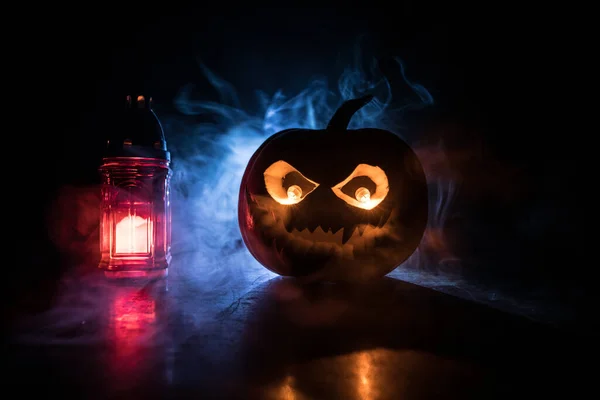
[16,46,562,349]
[161,53,447,289]
[162,49,553,322]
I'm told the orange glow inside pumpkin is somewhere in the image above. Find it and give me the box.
[332,164,389,210]
[264,160,319,205]
[264,160,389,210]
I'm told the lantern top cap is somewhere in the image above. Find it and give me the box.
[103,94,170,161]
[126,95,153,109]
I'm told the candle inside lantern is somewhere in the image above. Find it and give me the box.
[115,214,152,254]
[98,94,172,279]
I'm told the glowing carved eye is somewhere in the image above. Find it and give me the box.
[264,160,319,205]
[332,164,389,210]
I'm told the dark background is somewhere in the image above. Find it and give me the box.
[17,4,585,332]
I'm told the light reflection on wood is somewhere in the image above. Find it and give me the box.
[357,351,373,400]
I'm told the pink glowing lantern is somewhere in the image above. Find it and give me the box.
[98,95,172,279]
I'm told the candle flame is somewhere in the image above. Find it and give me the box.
[287,185,302,200]
[115,215,151,254]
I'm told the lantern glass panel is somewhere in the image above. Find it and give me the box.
[99,157,171,279]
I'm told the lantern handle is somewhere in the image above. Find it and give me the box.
[326,94,374,132]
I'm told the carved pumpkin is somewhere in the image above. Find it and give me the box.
[238,95,428,282]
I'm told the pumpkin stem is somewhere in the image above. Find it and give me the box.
[326,94,374,132]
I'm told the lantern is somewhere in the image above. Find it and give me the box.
[98,95,172,279]
[238,95,428,282]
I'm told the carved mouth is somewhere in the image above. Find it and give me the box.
[247,194,400,259]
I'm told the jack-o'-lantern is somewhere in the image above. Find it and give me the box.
[238,95,428,282]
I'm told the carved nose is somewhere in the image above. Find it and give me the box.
[304,187,345,233]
